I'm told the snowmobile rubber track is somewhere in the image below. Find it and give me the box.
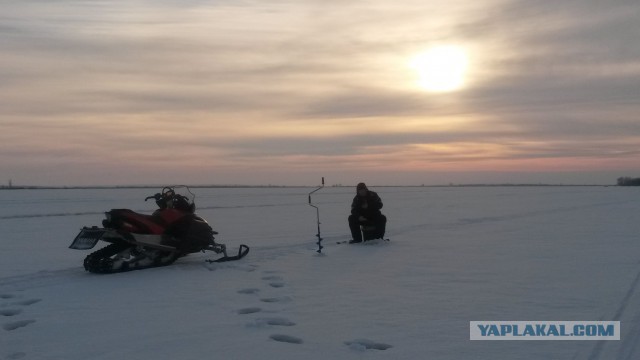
[84,243,130,273]
[84,243,179,274]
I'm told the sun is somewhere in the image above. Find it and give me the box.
[410,45,469,92]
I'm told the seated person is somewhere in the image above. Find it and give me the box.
[348,183,387,243]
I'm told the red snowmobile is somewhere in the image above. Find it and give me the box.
[69,186,249,273]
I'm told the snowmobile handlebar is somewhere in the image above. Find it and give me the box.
[144,188,195,212]
[145,193,162,202]
[145,187,175,202]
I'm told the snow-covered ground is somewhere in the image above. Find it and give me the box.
[1,186,640,359]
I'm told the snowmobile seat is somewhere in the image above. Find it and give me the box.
[105,209,188,235]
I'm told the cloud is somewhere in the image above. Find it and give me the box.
[2,0,639,185]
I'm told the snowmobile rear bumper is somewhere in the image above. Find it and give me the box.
[69,227,106,250]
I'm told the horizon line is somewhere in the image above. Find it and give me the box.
[0,183,619,190]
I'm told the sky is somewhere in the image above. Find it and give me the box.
[1,0,639,186]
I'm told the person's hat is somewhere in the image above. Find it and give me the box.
[356,182,368,190]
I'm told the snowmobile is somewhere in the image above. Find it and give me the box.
[69,186,249,273]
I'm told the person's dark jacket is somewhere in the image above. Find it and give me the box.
[351,191,383,220]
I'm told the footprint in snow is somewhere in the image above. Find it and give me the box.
[260,296,292,304]
[261,275,286,288]
[6,352,27,359]
[262,317,295,326]
[3,320,36,331]
[270,334,303,344]
[237,307,262,315]
[14,299,42,306]
[237,288,261,295]
[0,309,23,317]
[345,339,393,351]
[261,275,283,281]
[1,294,38,360]
[249,317,296,328]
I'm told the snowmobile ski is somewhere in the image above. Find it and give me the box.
[205,244,250,263]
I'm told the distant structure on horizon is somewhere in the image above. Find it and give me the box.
[617,177,640,186]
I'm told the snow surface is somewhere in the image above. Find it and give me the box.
[1,186,640,359]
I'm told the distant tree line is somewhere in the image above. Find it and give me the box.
[617,177,640,186]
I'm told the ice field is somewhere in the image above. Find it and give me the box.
[1,186,640,359]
